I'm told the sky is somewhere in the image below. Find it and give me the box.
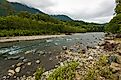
[7,0,116,23]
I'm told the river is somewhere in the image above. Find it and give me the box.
[0,32,105,79]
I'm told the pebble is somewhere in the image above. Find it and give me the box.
[8,70,15,76]
[19,57,25,60]
[7,56,20,60]
[16,62,24,67]
[36,60,40,64]
[49,57,53,61]
[62,46,67,50]
[46,39,53,43]
[54,43,58,46]
[39,51,45,55]
[3,76,7,79]
[23,59,28,62]
[88,56,93,60]
[27,62,32,66]
[110,62,121,73]
[15,67,21,73]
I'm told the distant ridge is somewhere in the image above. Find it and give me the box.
[10,2,44,14]
[51,15,73,21]
[0,0,44,16]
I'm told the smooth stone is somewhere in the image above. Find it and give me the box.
[88,56,93,60]
[49,57,53,61]
[46,39,53,43]
[3,76,7,79]
[15,67,21,73]
[16,62,24,67]
[27,62,32,66]
[36,60,40,64]
[8,70,15,76]
[60,62,64,66]
[7,56,20,60]
[54,43,58,46]
[25,51,31,54]
[19,57,25,60]
[23,59,28,62]
[11,65,15,68]
[62,46,67,50]
[39,51,45,55]
[110,62,121,73]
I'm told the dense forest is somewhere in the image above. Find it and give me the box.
[105,0,121,33]
[0,0,105,37]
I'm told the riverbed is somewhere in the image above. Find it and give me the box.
[0,32,105,79]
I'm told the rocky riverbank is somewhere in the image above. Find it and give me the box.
[1,33,120,80]
[17,35,121,80]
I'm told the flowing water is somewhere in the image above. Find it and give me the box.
[0,32,105,56]
[0,32,105,79]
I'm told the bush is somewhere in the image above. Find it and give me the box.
[47,61,79,80]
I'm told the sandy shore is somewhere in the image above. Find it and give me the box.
[0,35,66,43]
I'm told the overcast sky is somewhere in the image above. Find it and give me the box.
[7,0,116,23]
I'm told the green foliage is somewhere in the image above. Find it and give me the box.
[0,15,88,36]
[35,67,45,80]
[47,61,79,80]
[115,0,121,14]
[84,55,115,80]
[115,4,121,14]
[105,14,121,33]
[105,0,121,33]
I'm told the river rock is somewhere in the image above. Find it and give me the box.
[8,69,15,76]
[16,62,24,67]
[2,76,7,79]
[7,56,20,60]
[88,56,93,60]
[49,57,53,61]
[81,49,86,54]
[54,43,58,46]
[15,67,21,73]
[110,62,121,73]
[38,51,45,55]
[23,59,28,62]
[25,51,31,54]
[62,46,67,50]
[27,62,32,66]
[36,60,40,64]
[19,57,25,60]
[46,39,53,43]
[115,34,121,38]
[60,62,64,66]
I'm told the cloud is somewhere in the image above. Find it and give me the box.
[7,0,116,23]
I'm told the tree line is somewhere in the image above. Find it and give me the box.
[105,0,121,33]
[0,11,104,37]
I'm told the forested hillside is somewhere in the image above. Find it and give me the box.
[52,15,73,21]
[0,0,105,37]
[105,0,121,33]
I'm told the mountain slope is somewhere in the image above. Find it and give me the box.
[10,2,44,14]
[52,15,73,21]
[0,0,14,16]
[0,0,44,16]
